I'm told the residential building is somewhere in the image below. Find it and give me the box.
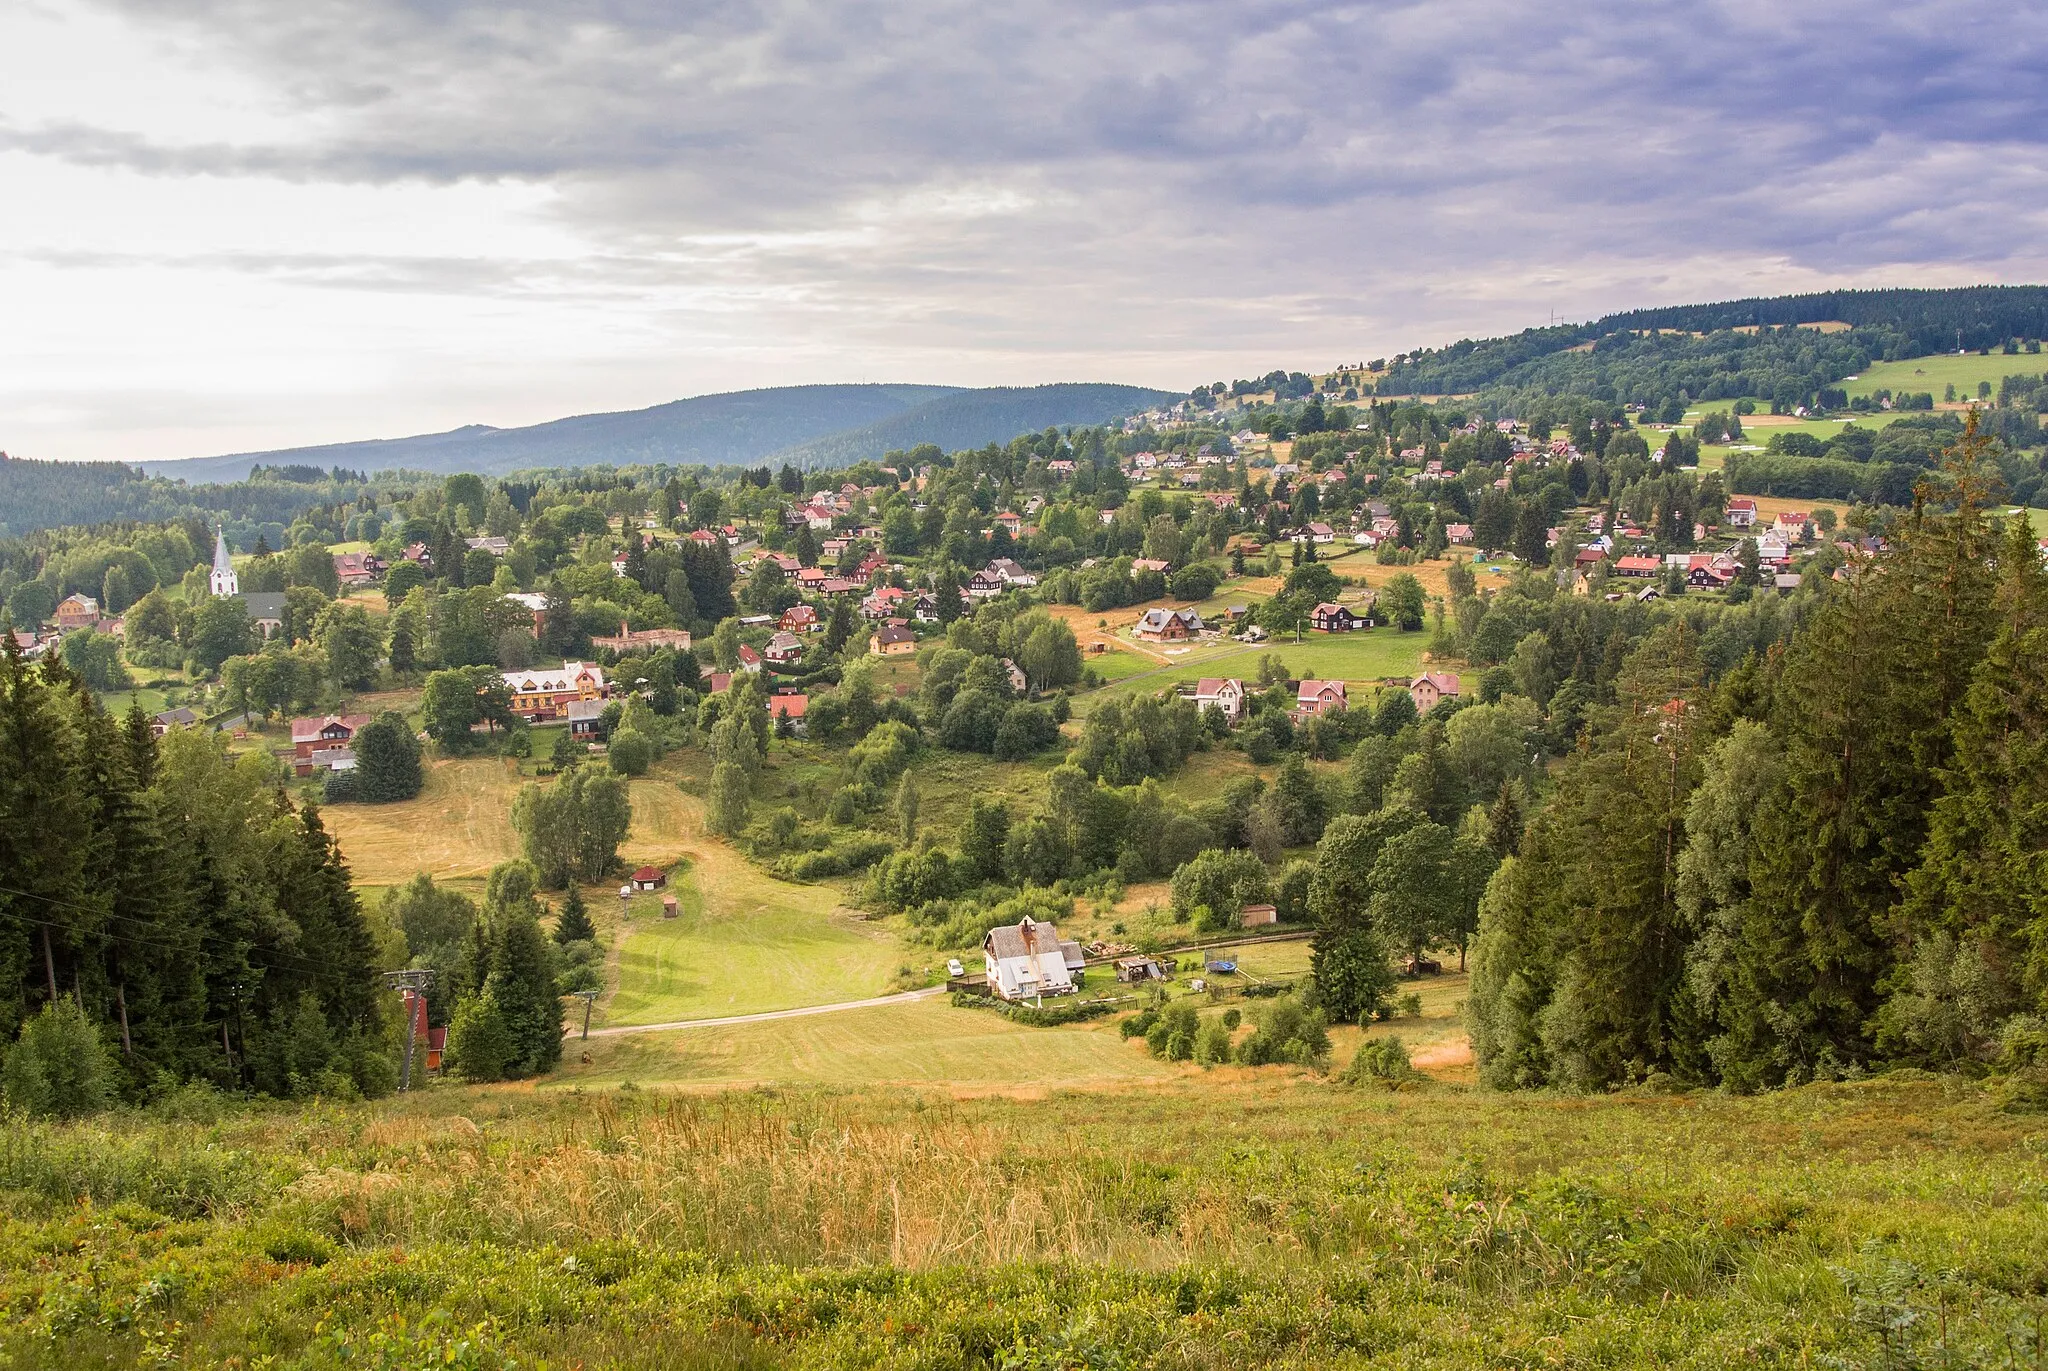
[982,916,1085,1002]
[502,662,607,720]
[290,713,371,775]
[1724,498,1758,529]
[764,631,804,664]
[988,558,1038,588]
[1192,677,1246,723]
[1410,672,1462,715]
[1296,679,1347,716]
[767,692,809,735]
[1614,555,1663,578]
[629,865,667,891]
[1309,601,1364,633]
[869,624,917,656]
[567,698,606,740]
[151,707,198,736]
[54,594,100,631]
[779,604,820,634]
[1135,607,1202,641]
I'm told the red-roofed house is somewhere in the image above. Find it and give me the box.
[1410,672,1462,714]
[1296,679,1347,716]
[629,865,666,891]
[1615,554,1662,578]
[1724,497,1758,529]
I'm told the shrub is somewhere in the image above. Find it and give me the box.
[1234,994,1331,1068]
[1343,1034,1420,1086]
[2,1000,114,1118]
[1144,1003,1200,1061]
[1194,1019,1234,1065]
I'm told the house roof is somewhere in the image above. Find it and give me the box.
[239,591,288,619]
[872,624,915,646]
[1297,678,1346,702]
[1311,601,1351,617]
[1415,671,1462,695]
[504,662,605,693]
[768,694,808,718]
[1194,677,1242,696]
[291,713,370,744]
[767,631,802,652]
[984,917,1065,961]
[154,707,198,726]
[630,866,663,882]
[567,698,606,721]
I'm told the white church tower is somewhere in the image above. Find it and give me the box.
[209,526,239,598]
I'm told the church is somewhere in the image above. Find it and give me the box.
[211,527,287,639]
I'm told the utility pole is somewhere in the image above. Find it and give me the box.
[571,989,600,1040]
[382,969,436,1091]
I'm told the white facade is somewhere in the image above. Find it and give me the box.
[209,527,239,598]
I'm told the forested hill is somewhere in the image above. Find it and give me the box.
[142,384,965,484]
[767,384,1177,469]
[1376,285,2048,402]
[0,452,390,542]
[139,381,1172,485]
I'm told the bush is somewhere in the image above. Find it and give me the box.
[1194,1019,1234,1065]
[1144,1003,1200,1061]
[1343,1034,1420,1087]
[1234,994,1331,1069]
[321,769,361,804]
[1,1000,113,1119]
[950,993,1121,1027]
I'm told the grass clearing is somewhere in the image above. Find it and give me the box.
[566,995,1172,1087]
[11,1072,2046,1367]
[1849,351,2044,400]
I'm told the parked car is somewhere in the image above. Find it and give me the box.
[946,959,965,978]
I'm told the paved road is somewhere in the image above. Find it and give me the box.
[581,985,948,1039]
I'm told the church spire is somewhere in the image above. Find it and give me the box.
[209,525,239,598]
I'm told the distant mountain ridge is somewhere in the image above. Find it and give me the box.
[140,381,1173,483]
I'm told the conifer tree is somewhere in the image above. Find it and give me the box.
[552,886,596,946]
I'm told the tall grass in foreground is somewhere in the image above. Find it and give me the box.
[2,1076,2046,1368]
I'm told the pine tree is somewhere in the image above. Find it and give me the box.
[553,886,596,946]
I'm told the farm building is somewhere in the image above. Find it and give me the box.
[1240,903,1278,928]
[983,916,1085,1001]
[629,866,667,892]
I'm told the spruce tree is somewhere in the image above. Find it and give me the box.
[486,907,562,1075]
[553,887,596,946]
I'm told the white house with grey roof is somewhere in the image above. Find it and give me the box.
[982,916,1085,1001]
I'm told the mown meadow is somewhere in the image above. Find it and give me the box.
[6,1073,2046,1369]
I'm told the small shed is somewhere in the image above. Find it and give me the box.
[1116,956,1165,983]
[629,865,667,892]
[661,894,679,919]
[1240,903,1278,928]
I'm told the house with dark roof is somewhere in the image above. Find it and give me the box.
[1135,607,1202,641]
[1309,602,1364,633]
[982,916,1085,1001]
[764,631,804,664]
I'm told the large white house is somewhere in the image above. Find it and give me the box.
[982,916,1085,1002]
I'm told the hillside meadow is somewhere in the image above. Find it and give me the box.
[6,1071,2046,1369]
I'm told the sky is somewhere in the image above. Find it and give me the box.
[4,0,2047,463]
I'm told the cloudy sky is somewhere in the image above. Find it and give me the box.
[4,0,2045,462]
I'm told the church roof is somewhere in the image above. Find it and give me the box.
[213,526,234,574]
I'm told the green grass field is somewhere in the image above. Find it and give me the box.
[13,1068,2047,1367]
[599,860,902,1028]
[566,995,1175,1087]
[1847,352,2044,400]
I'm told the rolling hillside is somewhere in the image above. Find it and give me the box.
[766,383,1176,468]
[139,381,1174,484]
[141,384,964,483]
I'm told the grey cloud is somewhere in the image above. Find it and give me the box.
[20,0,2048,359]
